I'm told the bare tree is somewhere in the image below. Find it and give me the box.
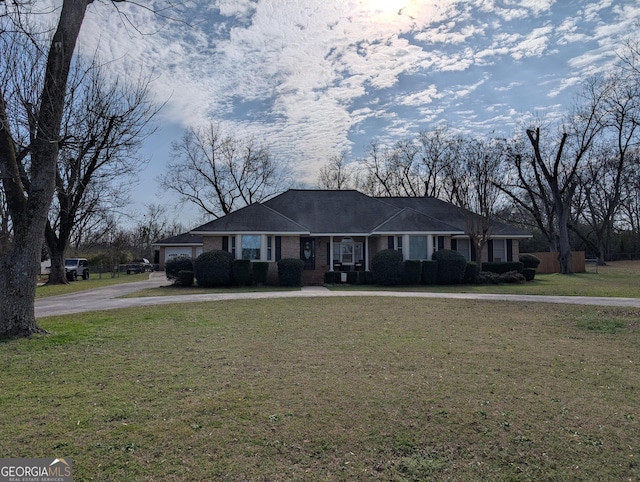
[444,137,507,263]
[42,57,160,284]
[317,151,352,189]
[416,127,459,199]
[499,133,560,252]
[1,0,94,337]
[160,122,292,218]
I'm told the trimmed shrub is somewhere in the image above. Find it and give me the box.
[402,260,422,285]
[232,259,252,286]
[278,258,304,287]
[252,262,269,285]
[519,253,541,269]
[475,271,502,284]
[176,270,194,287]
[463,262,480,284]
[194,250,234,287]
[501,270,525,283]
[346,271,358,284]
[324,271,341,284]
[432,249,467,285]
[372,249,404,286]
[421,260,438,285]
[165,256,193,282]
[523,268,536,281]
[358,271,374,285]
[482,261,524,274]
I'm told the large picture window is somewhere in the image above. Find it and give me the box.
[409,236,428,260]
[241,235,261,260]
[492,239,506,262]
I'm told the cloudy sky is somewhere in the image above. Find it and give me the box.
[71,0,639,224]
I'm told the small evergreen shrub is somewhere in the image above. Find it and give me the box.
[278,258,304,287]
[194,250,234,287]
[523,268,536,281]
[500,270,526,283]
[252,262,269,285]
[519,253,541,269]
[346,271,358,284]
[421,260,438,285]
[232,259,252,286]
[358,271,374,285]
[475,271,502,284]
[402,260,422,285]
[432,249,467,285]
[482,261,524,274]
[372,249,404,286]
[165,256,193,282]
[463,262,480,284]
[177,270,194,287]
[324,271,341,284]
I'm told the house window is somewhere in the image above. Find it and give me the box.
[241,235,261,260]
[267,236,273,261]
[492,239,506,262]
[455,238,471,261]
[396,236,403,254]
[333,238,363,265]
[231,236,236,258]
[409,236,428,260]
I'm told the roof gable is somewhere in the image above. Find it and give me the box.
[191,202,308,233]
[263,190,401,233]
[373,207,463,234]
[378,197,531,237]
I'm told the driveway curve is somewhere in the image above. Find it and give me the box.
[34,273,640,318]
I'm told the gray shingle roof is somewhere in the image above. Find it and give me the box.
[152,233,203,246]
[187,190,530,238]
[192,202,308,233]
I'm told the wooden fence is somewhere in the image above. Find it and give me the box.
[528,251,586,274]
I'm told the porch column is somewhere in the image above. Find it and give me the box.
[365,236,370,271]
[329,236,334,271]
[427,234,434,260]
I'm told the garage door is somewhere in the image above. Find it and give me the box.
[165,247,194,262]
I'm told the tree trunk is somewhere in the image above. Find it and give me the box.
[556,197,573,274]
[0,0,92,338]
[47,248,69,285]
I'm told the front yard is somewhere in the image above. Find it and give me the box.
[2,297,639,480]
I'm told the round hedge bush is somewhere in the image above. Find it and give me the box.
[277,258,304,287]
[165,256,193,282]
[372,249,404,286]
[431,249,467,284]
[519,253,541,269]
[194,250,234,287]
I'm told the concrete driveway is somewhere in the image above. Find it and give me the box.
[34,272,640,318]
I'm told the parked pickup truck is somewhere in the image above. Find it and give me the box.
[126,258,153,274]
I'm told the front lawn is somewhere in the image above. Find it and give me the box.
[1,297,638,480]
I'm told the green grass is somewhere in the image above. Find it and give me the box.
[36,272,151,298]
[332,260,640,298]
[2,298,639,480]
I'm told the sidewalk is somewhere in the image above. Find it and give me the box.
[34,274,640,318]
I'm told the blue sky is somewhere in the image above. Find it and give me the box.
[69,0,640,226]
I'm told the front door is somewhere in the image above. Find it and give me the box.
[300,238,315,270]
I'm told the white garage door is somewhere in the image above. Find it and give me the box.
[165,247,194,262]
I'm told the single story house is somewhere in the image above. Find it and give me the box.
[189,189,531,285]
[152,232,203,270]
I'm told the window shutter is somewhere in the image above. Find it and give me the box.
[222,236,229,251]
[388,236,394,249]
[451,239,457,250]
[488,240,494,262]
[507,239,513,262]
[438,236,445,250]
[471,242,477,262]
[275,236,282,261]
